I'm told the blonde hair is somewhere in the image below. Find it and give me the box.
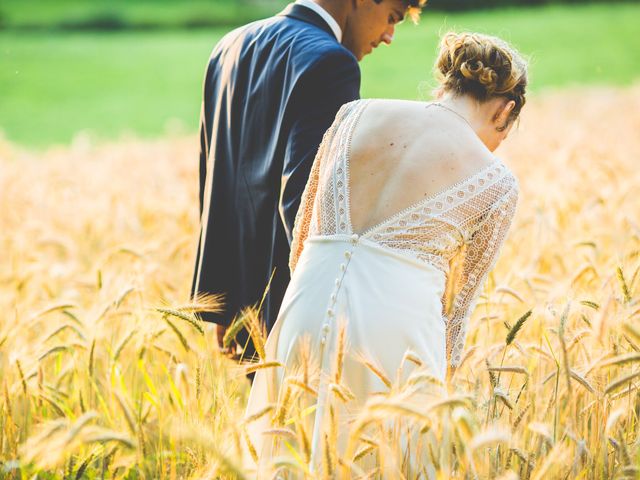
[433,31,528,124]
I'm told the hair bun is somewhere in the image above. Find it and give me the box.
[460,59,499,94]
[433,31,528,122]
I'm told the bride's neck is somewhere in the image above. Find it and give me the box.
[436,93,486,130]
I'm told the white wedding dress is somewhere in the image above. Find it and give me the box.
[242,99,519,478]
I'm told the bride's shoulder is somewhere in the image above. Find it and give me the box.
[351,98,426,133]
[360,98,424,115]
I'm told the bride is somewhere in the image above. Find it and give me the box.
[241,31,528,478]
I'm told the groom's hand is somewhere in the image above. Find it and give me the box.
[216,323,238,359]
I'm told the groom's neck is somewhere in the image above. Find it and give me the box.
[313,0,350,33]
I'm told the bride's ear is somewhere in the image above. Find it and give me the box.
[493,99,516,128]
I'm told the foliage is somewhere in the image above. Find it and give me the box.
[1,0,637,31]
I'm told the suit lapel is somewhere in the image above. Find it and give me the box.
[278,3,336,39]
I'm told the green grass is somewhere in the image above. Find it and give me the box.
[1,2,639,147]
[1,31,216,146]
[359,2,640,98]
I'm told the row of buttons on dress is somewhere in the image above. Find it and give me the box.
[310,233,361,474]
[319,233,360,346]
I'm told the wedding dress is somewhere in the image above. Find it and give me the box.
[242,98,519,478]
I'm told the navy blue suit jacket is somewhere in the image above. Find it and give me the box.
[191,3,361,361]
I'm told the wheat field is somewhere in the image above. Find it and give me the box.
[1,84,640,479]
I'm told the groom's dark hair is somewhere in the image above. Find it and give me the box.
[371,0,428,23]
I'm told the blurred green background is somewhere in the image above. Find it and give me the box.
[1,0,639,147]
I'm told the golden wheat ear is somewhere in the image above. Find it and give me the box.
[332,319,350,385]
[240,307,267,360]
[351,348,392,390]
[295,333,315,387]
[183,291,226,314]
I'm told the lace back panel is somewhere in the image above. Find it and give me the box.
[289,99,519,369]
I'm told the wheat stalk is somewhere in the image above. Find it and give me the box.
[244,360,283,375]
[605,370,640,395]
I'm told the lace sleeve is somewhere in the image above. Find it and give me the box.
[444,176,519,369]
[288,102,353,274]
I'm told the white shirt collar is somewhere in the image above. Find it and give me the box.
[294,0,342,43]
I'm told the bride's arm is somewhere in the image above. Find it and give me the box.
[288,136,324,274]
[444,176,519,371]
[288,103,353,274]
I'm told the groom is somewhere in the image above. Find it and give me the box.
[191,0,425,373]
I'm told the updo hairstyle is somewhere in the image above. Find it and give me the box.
[433,31,528,127]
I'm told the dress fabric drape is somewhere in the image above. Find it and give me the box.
[242,99,519,478]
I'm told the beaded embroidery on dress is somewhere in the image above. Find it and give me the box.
[244,98,519,478]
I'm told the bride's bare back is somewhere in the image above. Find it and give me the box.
[348,98,498,234]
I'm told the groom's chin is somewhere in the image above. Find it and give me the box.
[341,42,363,62]
[354,49,368,62]
[361,44,376,59]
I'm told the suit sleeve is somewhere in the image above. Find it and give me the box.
[279,49,361,243]
[190,56,217,301]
